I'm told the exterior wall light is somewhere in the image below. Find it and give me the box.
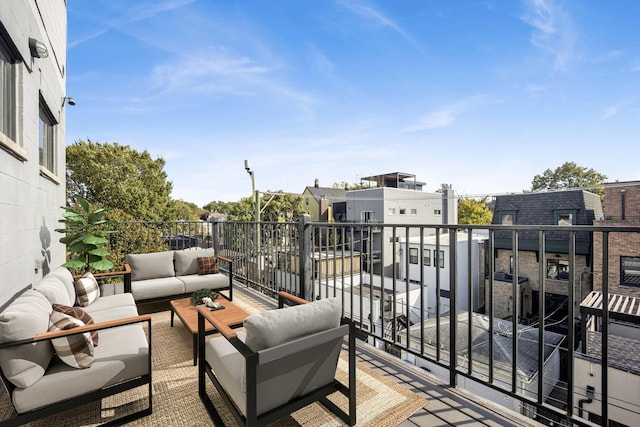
[29,38,48,58]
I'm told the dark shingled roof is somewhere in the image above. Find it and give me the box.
[304,186,347,202]
[491,190,604,253]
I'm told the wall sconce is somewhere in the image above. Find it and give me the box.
[62,97,76,107]
[29,38,48,58]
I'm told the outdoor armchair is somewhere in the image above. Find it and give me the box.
[197,291,356,426]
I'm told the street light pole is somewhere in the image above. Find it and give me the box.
[244,160,261,282]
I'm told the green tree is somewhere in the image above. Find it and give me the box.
[332,181,368,190]
[531,162,607,196]
[66,140,175,221]
[169,200,204,221]
[204,193,305,222]
[458,197,493,225]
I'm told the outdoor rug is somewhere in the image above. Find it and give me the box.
[0,294,427,426]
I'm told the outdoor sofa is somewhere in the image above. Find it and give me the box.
[125,248,234,303]
[0,266,151,426]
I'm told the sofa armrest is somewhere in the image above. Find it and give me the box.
[73,264,132,294]
[0,314,151,349]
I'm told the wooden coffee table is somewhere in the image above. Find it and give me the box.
[169,297,249,365]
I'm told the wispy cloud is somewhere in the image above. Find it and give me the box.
[402,95,488,132]
[337,0,426,54]
[602,106,618,119]
[520,0,577,71]
[525,83,548,97]
[69,0,196,48]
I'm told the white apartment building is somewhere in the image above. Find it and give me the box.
[344,174,457,277]
[0,1,68,304]
[399,231,487,318]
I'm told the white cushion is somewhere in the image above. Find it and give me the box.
[49,311,94,368]
[48,267,77,305]
[174,248,215,276]
[127,251,175,281]
[34,275,73,306]
[0,290,54,388]
[243,297,341,352]
[74,272,100,307]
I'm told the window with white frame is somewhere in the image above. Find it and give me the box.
[423,249,431,266]
[434,250,444,268]
[0,41,16,142]
[434,209,441,215]
[399,208,406,215]
[409,248,418,264]
[555,210,575,226]
[410,208,417,215]
[39,98,57,173]
[388,207,395,215]
[500,211,516,225]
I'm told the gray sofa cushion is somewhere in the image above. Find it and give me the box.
[0,290,54,388]
[48,267,76,306]
[174,248,215,276]
[130,277,185,301]
[11,323,149,414]
[178,274,229,294]
[244,298,341,352]
[33,275,73,307]
[127,251,175,281]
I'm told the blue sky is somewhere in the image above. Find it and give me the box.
[66,0,640,207]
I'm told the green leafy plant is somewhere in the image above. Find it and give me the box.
[190,288,219,306]
[55,197,115,273]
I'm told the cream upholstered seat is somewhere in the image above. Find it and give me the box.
[197,292,356,426]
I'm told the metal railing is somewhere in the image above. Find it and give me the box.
[104,217,640,426]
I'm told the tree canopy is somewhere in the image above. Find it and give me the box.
[458,197,493,225]
[66,140,182,221]
[204,192,306,222]
[531,162,607,196]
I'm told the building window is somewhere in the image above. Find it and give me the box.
[0,42,16,142]
[555,210,575,226]
[388,208,395,215]
[434,209,441,215]
[39,98,57,173]
[410,208,417,215]
[399,208,406,215]
[361,211,373,223]
[500,211,516,225]
[547,259,569,280]
[435,250,445,268]
[409,248,418,264]
[621,256,640,287]
[423,249,431,266]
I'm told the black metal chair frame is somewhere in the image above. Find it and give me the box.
[198,291,356,427]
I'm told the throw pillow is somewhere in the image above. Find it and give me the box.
[49,311,94,369]
[197,256,219,275]
[52,304,99,346]
[74,272,100,307]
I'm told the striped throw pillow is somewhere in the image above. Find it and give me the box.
[74,272,100,307]
[49,311,94,369]
[52,304,98,346]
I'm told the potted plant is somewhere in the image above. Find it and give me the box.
[190,288,219,306]
[55,197,115,273]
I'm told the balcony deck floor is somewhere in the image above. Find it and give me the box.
[235,285,543,427]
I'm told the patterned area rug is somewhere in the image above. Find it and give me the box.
[0,294,426,426]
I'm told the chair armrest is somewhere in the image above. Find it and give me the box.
[197,306,238,340]
[0,314,152,349]
[216,255,232,264]
[278,291,308,308]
